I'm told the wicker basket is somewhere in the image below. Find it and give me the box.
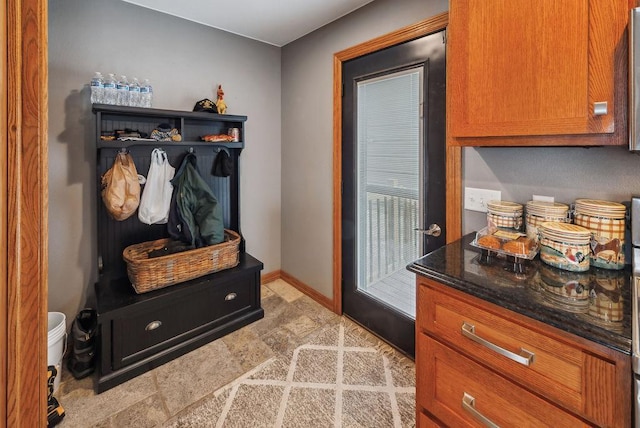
[123,229,241,293]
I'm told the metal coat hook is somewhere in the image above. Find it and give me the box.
[188,147,195,154]
[119,147,128,154]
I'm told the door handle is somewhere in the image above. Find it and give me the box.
[415,224,441,237]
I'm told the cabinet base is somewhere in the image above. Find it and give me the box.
[97,307,264,393]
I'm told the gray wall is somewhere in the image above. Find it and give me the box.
[462,146,640,234]
[281,0,640,299]
[281,0,448,299]
[48,0,281,322]
[49,0,640,318]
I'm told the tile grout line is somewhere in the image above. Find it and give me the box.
[151,370,173,423]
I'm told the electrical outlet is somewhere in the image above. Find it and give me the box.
[464,187,502,212]
[532,194,555,203]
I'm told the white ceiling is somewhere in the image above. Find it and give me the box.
[121,0,375,47]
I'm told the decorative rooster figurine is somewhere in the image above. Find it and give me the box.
[215,85,227,114]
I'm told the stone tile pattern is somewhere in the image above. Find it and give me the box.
[55,279,415,427]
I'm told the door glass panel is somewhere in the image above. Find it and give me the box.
[356,67,423,318]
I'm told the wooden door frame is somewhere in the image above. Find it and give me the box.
[332,12,461,314]
[3,0,49,426]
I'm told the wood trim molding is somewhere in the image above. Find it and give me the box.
[1,1,8,426]
[4,0,48,426]
[280,271,333,311]
[261,270,333,311]
[261,270,281,285]
[332,12,456,314]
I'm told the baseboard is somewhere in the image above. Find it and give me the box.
[280,271,334,312]
[261,270,281,284]
[261,269,335,313]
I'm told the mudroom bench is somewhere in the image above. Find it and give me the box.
[92,104,264,392]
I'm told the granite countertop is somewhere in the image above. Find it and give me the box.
[407,232,631,355]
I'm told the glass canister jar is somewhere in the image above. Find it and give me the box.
[573,198,626,270]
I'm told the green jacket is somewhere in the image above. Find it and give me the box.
[169,153,224,247]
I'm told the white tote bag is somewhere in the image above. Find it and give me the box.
[138,148,175,225]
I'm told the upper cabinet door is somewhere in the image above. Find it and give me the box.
[448,0,628,143]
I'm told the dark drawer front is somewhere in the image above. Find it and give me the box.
[112,276,256,369]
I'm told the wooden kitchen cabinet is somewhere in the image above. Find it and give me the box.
[416,276,632,427]
[447,0,630,146]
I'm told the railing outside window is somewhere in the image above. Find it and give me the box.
[364,185,419,286]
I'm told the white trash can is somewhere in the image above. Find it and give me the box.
[47,312,66,393]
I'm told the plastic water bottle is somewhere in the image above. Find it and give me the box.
[116,75,129,106]
[129,77,141,107]
[103,73,117,105]
[141,78,153,108]
[90,72,104,104]
[139,82,149,108]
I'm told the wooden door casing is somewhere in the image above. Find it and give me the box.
[332,12,461,314]
[4,0,49,426]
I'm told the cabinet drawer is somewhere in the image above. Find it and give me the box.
[417,279,619,424]
[112,277,255,369]
[418,410,443,428]
[417,333,588,427]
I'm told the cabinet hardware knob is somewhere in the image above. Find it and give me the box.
[145,320,162,331]
[593,101,608,116]
[462,393,500,428]
[461,321,534,366]
[225,292,237,301]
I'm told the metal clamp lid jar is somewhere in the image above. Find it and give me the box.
[486,200,523,232]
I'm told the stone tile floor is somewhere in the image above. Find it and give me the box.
[55,279,415,427]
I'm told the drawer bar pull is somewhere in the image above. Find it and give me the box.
[461,321,534,366]
[462,392,500,428]
[225,292,237,301]
[145,320,162,331]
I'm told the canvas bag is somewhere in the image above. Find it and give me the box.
[138,148,175,225]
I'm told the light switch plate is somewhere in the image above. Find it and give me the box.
[464,187,501,212]
[532,194,555,203]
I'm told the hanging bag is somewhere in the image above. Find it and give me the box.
[101,151,141,221]
[139,148,175,225]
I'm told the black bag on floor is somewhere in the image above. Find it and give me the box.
[67,308,98,379]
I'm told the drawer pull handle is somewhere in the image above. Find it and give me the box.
[225,292,237,301]
[145,320,162,331]
[462,392,500,428]
[461,321,534,366]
